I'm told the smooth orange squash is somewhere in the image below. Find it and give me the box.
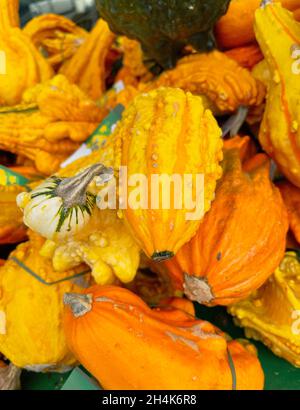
[215,0,300,49]
[165,144,288,306]
[118,37,153,85]
[0,184,28,245]
[64,286,264,390]
[229,251,300,367]
[224,44,263,70]
[277,180,300,245]
[0,75,106,175]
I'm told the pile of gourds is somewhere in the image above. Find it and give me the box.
[1,0,300,390]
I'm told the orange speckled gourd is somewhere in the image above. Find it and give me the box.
[64,286,264,390]
[229,252,300,367]
[23,14,88,70]
[215,0,300,49]
[0,231,91,371]
[224,44,263,70]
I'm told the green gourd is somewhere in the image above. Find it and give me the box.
[96,0,231,71]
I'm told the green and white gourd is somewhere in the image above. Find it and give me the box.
[17,164,113,240]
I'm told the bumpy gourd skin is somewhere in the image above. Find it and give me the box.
[0,231,91,371]
[59,19,115,100]
[114,87,223,260]
[41,209,140,286]
[97,0,231,70]
[64,286,264,390]
[0,0,53,106]
[255,2,300,187]
[0,75,106,175]
[148,51,266,113]
[229,252,300,368]
[23,14,88,71]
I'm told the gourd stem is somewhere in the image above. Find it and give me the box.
[55,163,113,208]
[260,0,273,9]
[222,106,248,138]
[152,251,174,262]
[0,363,21,390]
[64,293,93,318]
[183,273,214,304]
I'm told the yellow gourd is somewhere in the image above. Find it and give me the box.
[41,209,140,286]
[0,0,53,106]
[255,2,300,187]
[0,231,91,371]
[229,252,300,367]
[0,75,106,175]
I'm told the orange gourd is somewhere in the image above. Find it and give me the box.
[277,180,300,245]
[215,0,300,49]
[0,75,106,175]
[23,14,88,71]
[64,286,264,390]
[148,51,265,113]
[224,44,263,70]
[229,251,300,367]
[165,141,288,306]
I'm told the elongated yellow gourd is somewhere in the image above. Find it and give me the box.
[114,87,223,260]
[255,1,300,187]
